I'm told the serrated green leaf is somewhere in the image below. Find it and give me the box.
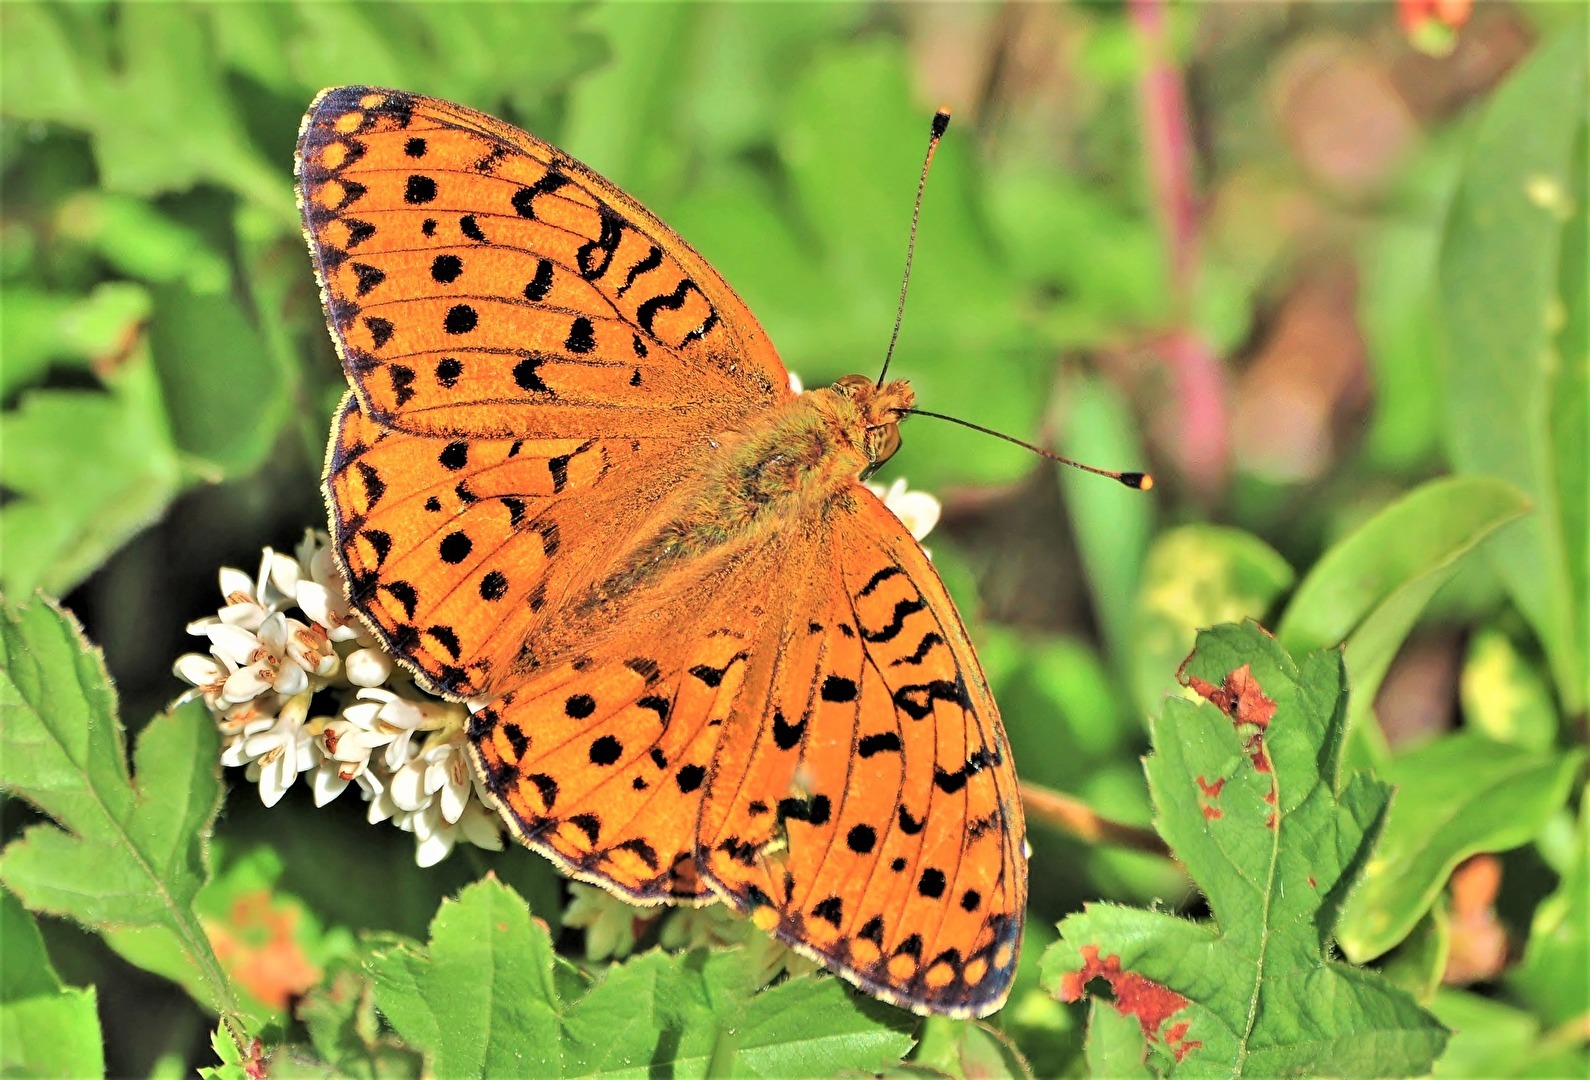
[1437,31,1589,712]
[367,877,561,1078]
[732,974,916,1078]
[368,877,914,1078]
[1041,623,1448,1077]
[0,886,104,1079]
[1338,734,1583,962]
[1131,524,1294,719]
[560,948,726,1077]
[0,355,184,596]
[0,595,242,1028]
[1277,475,1530,768]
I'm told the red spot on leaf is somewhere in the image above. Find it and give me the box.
[1164,1020,1204,1062]
[1059,945,1197,1059]
[1307,875,1317,888]
[1181,663,1276,729]
[1266,812,1278,830]
[1195,775,1226,820]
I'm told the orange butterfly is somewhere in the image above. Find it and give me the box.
[296,87,1025,1017]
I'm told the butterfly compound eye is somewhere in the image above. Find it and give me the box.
[869,422,902,467]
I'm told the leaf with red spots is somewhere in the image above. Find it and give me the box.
[1040,622,1449,1076]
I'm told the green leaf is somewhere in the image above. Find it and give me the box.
[1041,623,1448,1077]
[1131,525,1294,719]
[147,282,287,477]
[0,283,151,399]
[1337,734,1583,962]
[1375,905,1450,1005]
[1277,475,1530,767]
[0,596,242,1028]
[295,956,422,1080]
[1459,627,1560,750]
[370,877,914,1078]
[0,355,184,596]
[1084,1000,1151,1080]
[1429,989,1589,1078]
[366,877,561,1078]
[1507,792,1589,1026]
[1437,31,1589,711]
[733,975,916,1078]
[911,1017,1033,1079]
[0,887,104,1079]
[105,844,356,1024]
[1059,376,1159,677]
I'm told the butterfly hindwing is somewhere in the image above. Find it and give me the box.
[699,486,1026,1017]
[468,629,760,903]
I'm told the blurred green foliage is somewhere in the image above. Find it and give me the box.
[1,2,1585,1076]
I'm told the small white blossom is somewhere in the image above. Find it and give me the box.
[225,694,317,807]
[788,370,804,394]
[344,646,394,687]
[342,688,433,772]
[866,476,941,543]
[215,564,272,632]
[222,612,309,702]
[295,540,368,644]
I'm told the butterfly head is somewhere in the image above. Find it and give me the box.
[832,374,916,472]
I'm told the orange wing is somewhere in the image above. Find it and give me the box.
[297,86,789,441]
[300,86,793,696]
[465,483,1026,1014]
[696,485,1027,1018]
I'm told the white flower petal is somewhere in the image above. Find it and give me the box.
[389,761,429,812]
[173,653,225,687]
[460,803,504,851]
[345,647,393,687]
[415,825,455,867]
[223,666,273,704]
[312,763,350,806]
[205,623,261,666]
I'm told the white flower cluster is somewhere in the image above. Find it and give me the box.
[173,532,504,867]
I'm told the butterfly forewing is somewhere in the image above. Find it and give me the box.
[297,86,789,439]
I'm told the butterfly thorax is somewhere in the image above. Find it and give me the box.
[583,377,915,615]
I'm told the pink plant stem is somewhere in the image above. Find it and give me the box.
[1129,0,1230,496]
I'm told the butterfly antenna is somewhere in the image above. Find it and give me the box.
[902,408,1154,490]
[876,107,952,388]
